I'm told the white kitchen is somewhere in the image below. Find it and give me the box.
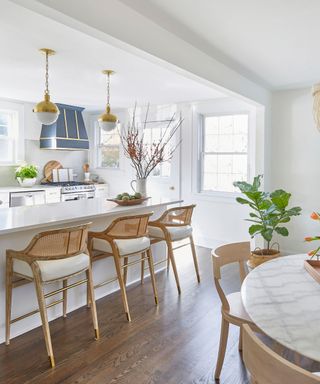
[2,1,320,384]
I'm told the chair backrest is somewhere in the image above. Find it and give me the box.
[155,204,195,227]
[24,223,90,259]
[242,324,320,384]
[212,242,250,311]
[104,212,153,239]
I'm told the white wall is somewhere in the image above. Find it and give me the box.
[271,88,318,254]
[180,98,263,248]
[0,99,88,186]
[87,97,263,248]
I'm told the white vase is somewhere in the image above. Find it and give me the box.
[130,178,147,197]
[17,177,37,187]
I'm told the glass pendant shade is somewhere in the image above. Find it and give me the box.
[34,94,59,125]
[98,106,117,131]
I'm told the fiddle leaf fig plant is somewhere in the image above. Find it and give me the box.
[233,175,302,251]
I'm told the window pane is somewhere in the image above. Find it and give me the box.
[100,145,119,168]
[0,125,8,136]
[202,114,249,192]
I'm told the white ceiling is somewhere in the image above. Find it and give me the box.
[120,0,320,90]
[0,1,225,110]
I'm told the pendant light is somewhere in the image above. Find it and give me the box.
[33,48,59,125]
[98,70,118,131]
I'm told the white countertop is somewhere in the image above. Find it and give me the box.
[0,197,182,235]
[241,254,320,362]
[0,185,60,193]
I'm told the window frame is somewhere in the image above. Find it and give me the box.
[93,120,122,170]
[0,101,24,166]
[197,111,253,198]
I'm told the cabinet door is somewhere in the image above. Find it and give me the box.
[95,184,109,198]
[45,188,61,203]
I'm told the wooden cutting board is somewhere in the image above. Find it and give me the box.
[43,160,63,182]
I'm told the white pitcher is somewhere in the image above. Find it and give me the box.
[130,178,147,197]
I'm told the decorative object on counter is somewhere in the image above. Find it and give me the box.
[42,160,62,182]
[233,175,302,268]
[98,70,118,132]
[15,164,38,187]
[33,48,60,125]
[121,104,182,197]
[83,163,90,181]
[108,192,149,206]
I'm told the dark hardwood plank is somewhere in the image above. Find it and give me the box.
[1,245,314,384]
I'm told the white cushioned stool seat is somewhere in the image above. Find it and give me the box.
[13,253,90,282]
[93,236,150,256]
[148,225,192,241]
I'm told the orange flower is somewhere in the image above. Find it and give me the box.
[311,212,320,220]
[305,237,314,242]
[308,250,316,256]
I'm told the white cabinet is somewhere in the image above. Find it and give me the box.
[0,192,9,208]
[45,187,61,204]
[94,184,109,198]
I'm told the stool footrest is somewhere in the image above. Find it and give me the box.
[11,299,64,324]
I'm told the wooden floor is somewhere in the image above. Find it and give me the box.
[1,246,319,384]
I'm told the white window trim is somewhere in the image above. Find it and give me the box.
[0,100,24,166]
[192,109,255,201]
[91,119,123,171]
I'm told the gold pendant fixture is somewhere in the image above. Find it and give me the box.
[33,48,60,125]
[98,70,118,132]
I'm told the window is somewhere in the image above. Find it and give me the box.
[143,122,172,177]
[200,113,249,193]
[96,123,120,168]
[0,108,21,165]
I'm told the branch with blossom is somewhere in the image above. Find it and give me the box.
[120,104,182,179]
[305,212,320,260]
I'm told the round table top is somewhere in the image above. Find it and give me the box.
[241,254,320,362]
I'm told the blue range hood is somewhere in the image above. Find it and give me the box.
[40,104,89,150]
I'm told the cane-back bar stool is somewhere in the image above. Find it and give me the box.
[88,212,158,322]
[6,224,99,368]
[147,204,200,294]
[212,241,260,380]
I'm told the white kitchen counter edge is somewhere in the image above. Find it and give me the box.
[0,198,182,235]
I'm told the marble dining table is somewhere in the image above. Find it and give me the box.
[241,254,320,362]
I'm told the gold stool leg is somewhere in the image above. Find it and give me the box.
[33,271,55,368]
[146,248,159,305]
[5,256,13,345]
[86,268,100,340]
[189,235,200,283]
[113,253,131,322]
[140,252,145,284]
[63,279,68,318]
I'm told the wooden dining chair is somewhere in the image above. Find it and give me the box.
[6,224,99,368]
[242,324,320,384]
[88,212,158,322]
[147,204,200,294]
[212,241,260,380]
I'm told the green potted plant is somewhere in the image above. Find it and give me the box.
[233,175,302,268]
[15,164,38,187]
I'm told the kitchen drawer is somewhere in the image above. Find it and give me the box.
[45,187,61,203]
[94,184,109,198]
[0,191,10,205]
